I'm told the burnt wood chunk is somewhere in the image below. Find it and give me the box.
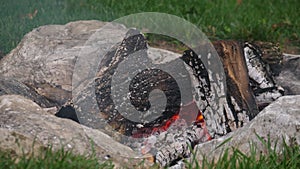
[95,29,150,136]
[213,40,259,122]
[243,42,284,110]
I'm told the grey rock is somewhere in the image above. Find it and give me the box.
[0,20,126,107]
[0,95,151,168]
[0,77,58,108]
[275,54,300,95]
[194,95,300,163]
[0,128,45,159]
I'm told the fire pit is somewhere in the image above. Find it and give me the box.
[68,29,284,167]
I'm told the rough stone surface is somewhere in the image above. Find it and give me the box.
[0,95,150,168]
[275,54,300,95]
[0,20,122,107]
[0,77,58,108]
[194,95,300,163]
[0,128,45,159]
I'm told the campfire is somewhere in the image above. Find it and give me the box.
[91,30,284,167]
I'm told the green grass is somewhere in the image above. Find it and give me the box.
[186,135,300,169]
[0,147,114,169]
[0,0,299,57]
[1,137,298,169]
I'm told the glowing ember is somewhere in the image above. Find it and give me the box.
[132,101,212,141]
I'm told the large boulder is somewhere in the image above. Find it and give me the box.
[194,95,300,163]
[0,95,150,168]
[0,20,127,107]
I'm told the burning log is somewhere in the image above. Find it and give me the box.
[154,40,284,166]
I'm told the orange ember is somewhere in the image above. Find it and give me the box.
[196,112,204,122]
[131,101,212,140]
